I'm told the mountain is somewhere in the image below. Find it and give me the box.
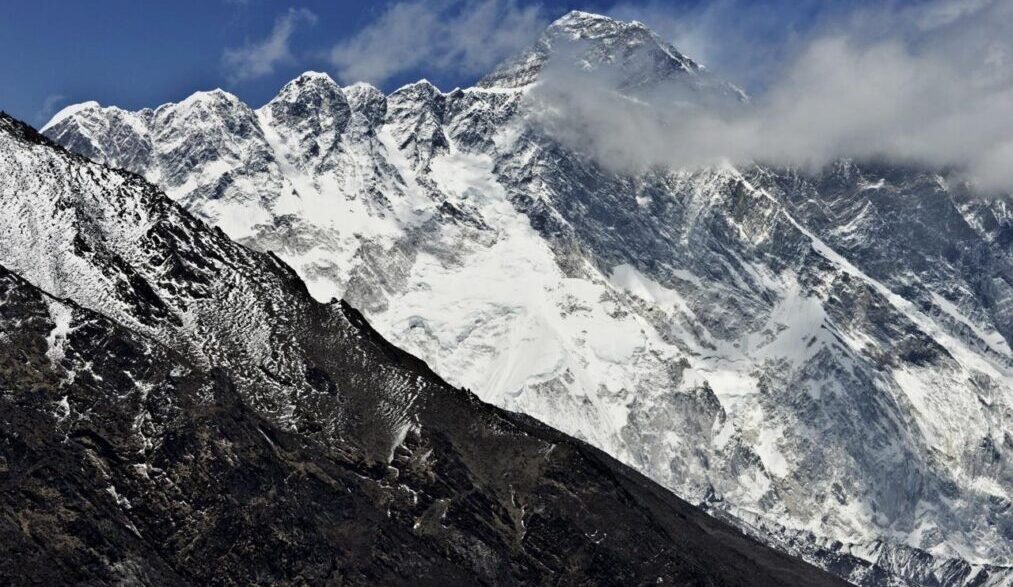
[41,10,1013,587]
[0,111,854,585]
[477,9,741,99]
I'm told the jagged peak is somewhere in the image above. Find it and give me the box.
[263,71,346,117]
[41,101,101,132]
[181,88,239,104]
[389,78,443,98]
[342,82,387,125]
[343,81,381,95]
[294,70,336,83]
[40,100,152,142]
[550,10,620,28]
[261,71,351,132]
[161,88,244,114]
[555,14,674,59]
[271,71,341,101]
[145,89,254,130]
[41,91,248,135]
[477,10,729,94]
[547,10,654,39]
[343,82,385,108]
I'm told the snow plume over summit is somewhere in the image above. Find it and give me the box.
[528,1,1013,192]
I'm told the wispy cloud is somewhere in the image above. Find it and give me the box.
[35,93,67,124]
[329,0,546,86]
[529,0,1013,191]
[222,7,317,83]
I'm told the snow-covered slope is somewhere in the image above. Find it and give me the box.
[42,11,1013,586]
[1,112,852,585]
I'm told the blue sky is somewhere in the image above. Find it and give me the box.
[1,0,578,124]
[1,0,926,126]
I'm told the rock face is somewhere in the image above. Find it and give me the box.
[41,11,1013,587]
[0,112,852,585]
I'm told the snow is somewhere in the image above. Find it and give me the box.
[737,168,1012,379]
[175,88,238,108]
[344,81,380,92]
[610,264,685,309]
[750,275,832,366]
[756,427,790,478]
[362,150,706,455]
[970,475,1008,500]
[53,395,70,421]
[105,484,132,509]
[292,70,334,82]
[44,299,74,366]
[466,84,533,95]
[930,291,1010,356]
[388,150,576,398]
[41,101,99,132]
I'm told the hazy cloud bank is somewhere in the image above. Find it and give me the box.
[530,0,1013,191]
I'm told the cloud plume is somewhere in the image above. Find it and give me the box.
[329,0,546,86]
[35,93,67,124]
[223,7,317,82]
[530,0,1013,192]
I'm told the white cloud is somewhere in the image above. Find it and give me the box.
[35,94,67,124]
[329,0,546,86]
[223,7,317,83]
[608,0,872,94]
[527,0,1013,192]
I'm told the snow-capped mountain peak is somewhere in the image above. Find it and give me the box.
[38,12,1013,586]
[266,71,345,111]
[39,100,100,133]
[479,9,744,106]
[342,81,387,128]
[261,71,352,163]
[168,87,240,107]
[547,9,685,59]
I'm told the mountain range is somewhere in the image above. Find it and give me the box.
[0,108,854,585]
[28,10,1013,587]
